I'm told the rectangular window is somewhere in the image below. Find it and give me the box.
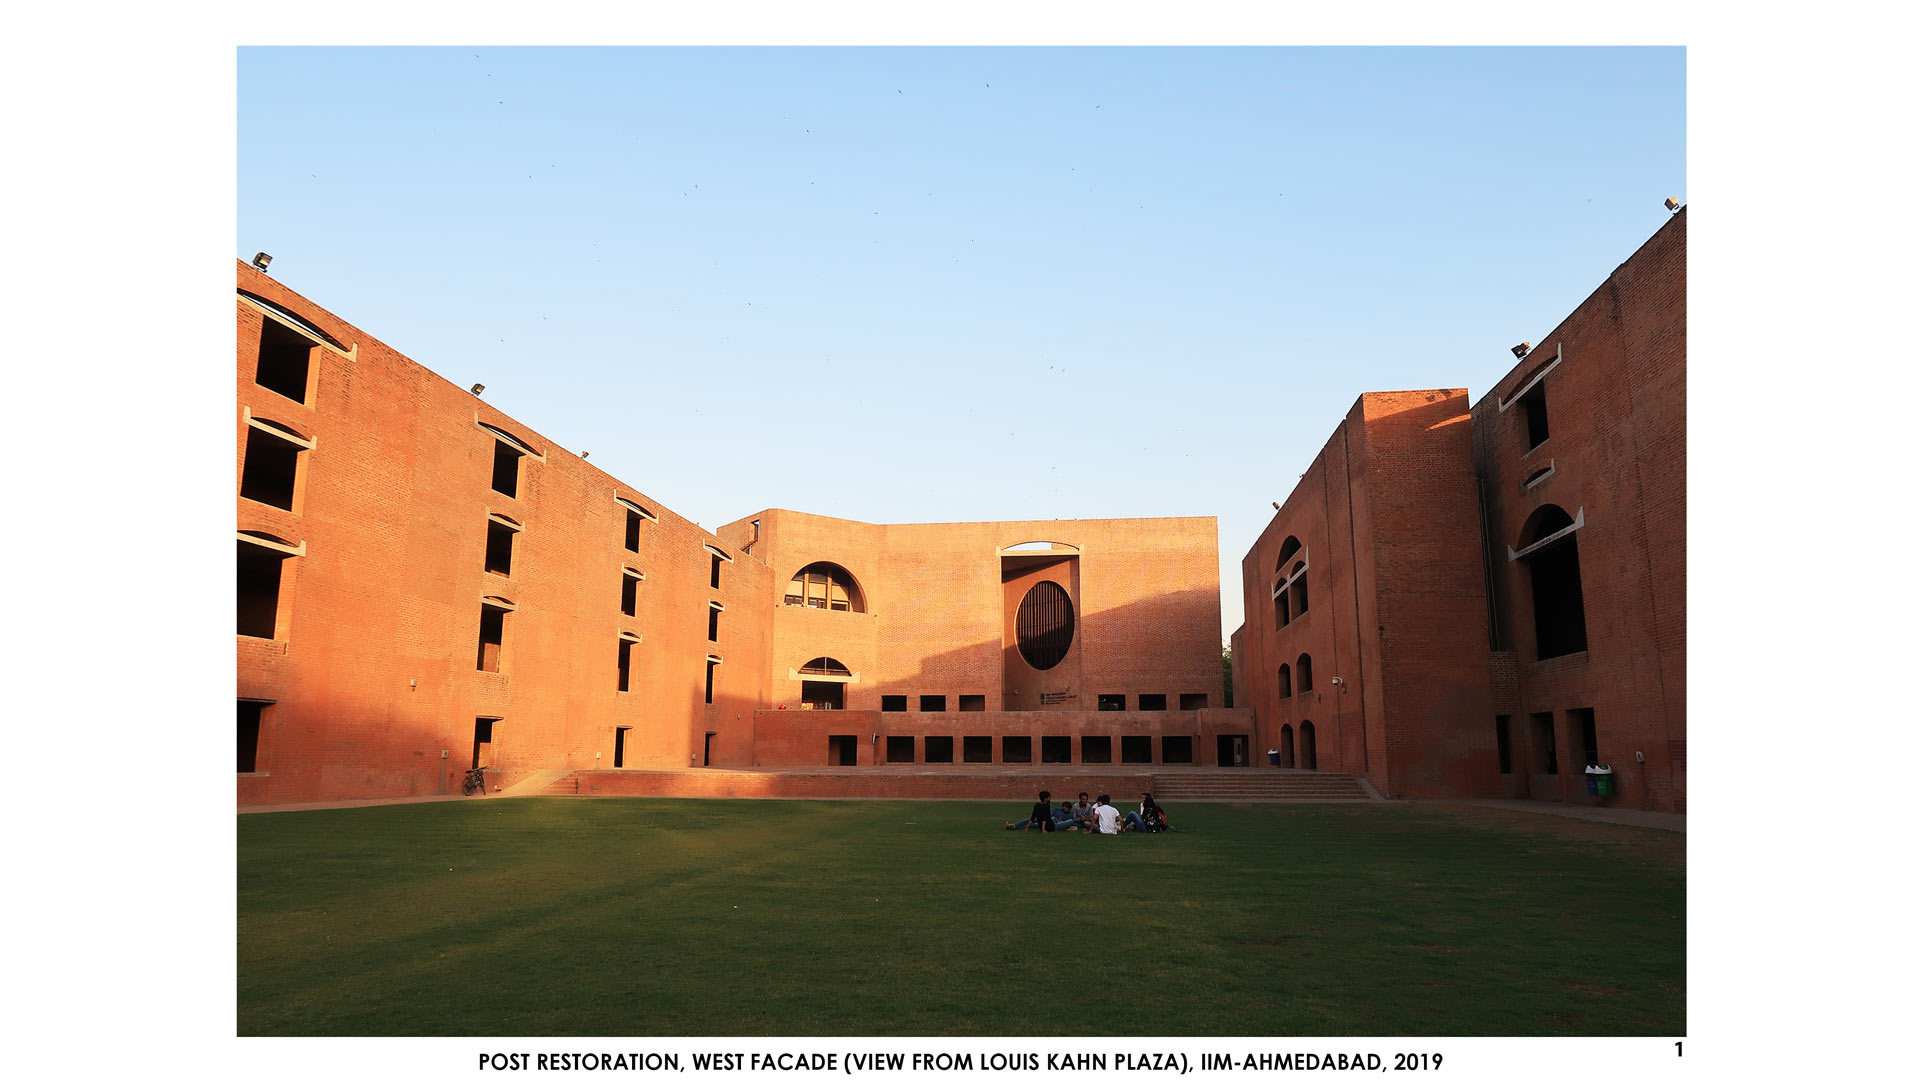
[237,540,287,639]
[625,510,642,552]
[924,736,954,763]
[1138,694,1167,711]
[255,318,313,404]
[881,695,907,712]
[1572,707,1599,769]
[705,659,718,704]
[1275,591,1290,627]
[1000,736,1032,764]
[240,425,304,511]
[491,440,522,497]
[621,572,640,616]
[919,695,946,712]
[1121,735,1153,764]
[963,735,993,763]
[886,736,916,764]
[710,554,723,589]
[1161,736,1195,764]
[238,700,267,773]
[485,519,516,576]
[617,638,635,692]
[1530,712,1557,775]
[1080,736,1112,764]
[1179,693,1208,710]
[477,605,506,672]
[1097,694,1126,711]
[1040,735,1072,764]
[1495,715,1513,774]
[1291,576,1309,616]
[1523,385,1550,449]
[958,694,986,712]
[708,606,720,642]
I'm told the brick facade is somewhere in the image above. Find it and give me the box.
[1231,210,1686,811]
[235,265,1242,806]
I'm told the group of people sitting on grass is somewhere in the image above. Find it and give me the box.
[1004,790,1169,834]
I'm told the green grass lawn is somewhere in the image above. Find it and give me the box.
[238,798,1683,1036]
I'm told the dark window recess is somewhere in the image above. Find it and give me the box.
[240,427,302,510]
[963,736,993,763]
[255,319,312,403]
[485,520,515,575]
[827,734,857,766]
[920,695,947,712]
[881,695,907,712]
[1138,694,1167,711]
[238,701,266,772]
[1276,536,1302,573]
[1526,533,1589,659]
[491,440,522,498]
[1277,664,1292,698]
[625,510,642,552]
[614,727,630,768]
[800,680,844,710]
[477,606,506,672]
[1041,735,1072,764]
[1097,694,1126,711]
[708,607,720,642]
[800,657,850,676]
[1280,725,1295,767]
[710,554,723,589]
[1121,735,1153,764]
[1296,654,1313,693]
[1014,580,1075,670]
[784,562,864,611]
[1572,708,1599,769]
[1531,712,1557,775]
[1160,736,1194,765]
[705,660,717,704]
[886,736,915,764]
[1495,715,1513,774]
[1081,736,1113,763]
[1180,693,1208,710]
[1525,465,1553,487]
[1274,590,1290,627]
[472,718,495,770]
[617,639,634,692]
[621,575,639,616]
[1001,736,1032,764]
[1291,575,1309,616]
[1299,722,1318,770]
[1523,385,1550,449]
[925,736,954,763]
[237,541,286,638]
[958,694,986,712]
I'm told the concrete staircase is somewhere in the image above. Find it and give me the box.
[1149,769,1376,802]
[538,773,581,796]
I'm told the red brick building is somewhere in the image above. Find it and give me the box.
[1232,209,1686,811]
[236,264,1247,806]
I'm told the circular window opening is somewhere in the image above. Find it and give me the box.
[1015,580,1075,670]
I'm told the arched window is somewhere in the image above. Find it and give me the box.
[1297,653,1313,693]
[1513,504,1588,659]
[1280,724,1295,768]
[1015,580,1075,670]
[785,562,866,612]
[1274,540,1308,626]
[1277,663,1292,699]
[1276,536,1301,575]
[799,657,851,676]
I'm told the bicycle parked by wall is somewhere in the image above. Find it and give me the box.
[462,765,488,796]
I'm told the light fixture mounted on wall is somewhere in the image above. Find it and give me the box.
[1329,676,1347,693]
[1664,197,1681,212]
[469,383,485,396]
[252,252,272,271]
[1511,342,1532,360]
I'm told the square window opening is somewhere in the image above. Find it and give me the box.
[1040,735,1072,763]
[880,695,907,712]
[924,736,954,763]
[1080,735,1113,763]
[1097,694,1126,711]
[962,735,993,763]
[958,694,986,712]
[255,319,313,404]
[1160,736,1195,764]
[886,735,916,764]
[1120,735,1153,764]
[240,426,302,511]
[485,520,515,575]
[1000,735,1032,764]
[919,695,946,712]
[1138,693,1167,711]
[1179,693,1208,710]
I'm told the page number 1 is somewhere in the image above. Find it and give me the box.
[1674,1043,1682,1057]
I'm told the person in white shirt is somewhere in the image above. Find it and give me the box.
[1092,794,1123,835]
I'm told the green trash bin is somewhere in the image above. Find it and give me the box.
[1585,764,1614,797]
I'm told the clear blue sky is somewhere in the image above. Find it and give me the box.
[238,46,1685,644]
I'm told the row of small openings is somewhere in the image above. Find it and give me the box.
[1097,693,1212,711]
[1276,654,1314,698]
[881,694,987,712]
[1495,708,1600,776]
[867,735,1198,766]
[238,414,314,513]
